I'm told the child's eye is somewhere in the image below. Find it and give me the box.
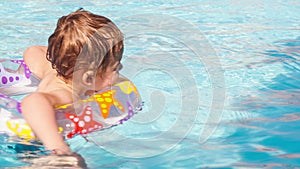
[114,63,123,72]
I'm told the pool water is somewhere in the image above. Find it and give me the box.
[0,0,299,168]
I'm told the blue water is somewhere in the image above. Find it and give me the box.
[0,0,299,168]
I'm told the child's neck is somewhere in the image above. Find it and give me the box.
[57,76,84,100]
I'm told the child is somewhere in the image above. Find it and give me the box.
[21,9,124,155]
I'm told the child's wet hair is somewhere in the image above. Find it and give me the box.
[46,8,124,80]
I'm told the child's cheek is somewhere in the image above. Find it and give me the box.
[95,76,111,90]
[112,72,119,84]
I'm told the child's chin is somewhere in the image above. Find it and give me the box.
[95,85,112,91]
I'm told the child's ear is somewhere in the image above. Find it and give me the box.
[82,70,95,86]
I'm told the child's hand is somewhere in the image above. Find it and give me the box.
[23,152,87,169]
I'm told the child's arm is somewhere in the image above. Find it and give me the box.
[21,92,71,154]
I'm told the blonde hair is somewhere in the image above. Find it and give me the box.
[47,9,124,80]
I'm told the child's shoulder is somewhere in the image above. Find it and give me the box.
[24,46,52,79]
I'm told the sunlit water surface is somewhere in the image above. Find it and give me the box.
[0,0,299,168]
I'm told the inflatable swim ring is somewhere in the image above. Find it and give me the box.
[0,59,142,140]
[0,59,40,96]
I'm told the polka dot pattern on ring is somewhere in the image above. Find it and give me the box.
[64,106,103,138]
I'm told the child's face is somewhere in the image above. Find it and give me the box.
[94,61,123,91]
